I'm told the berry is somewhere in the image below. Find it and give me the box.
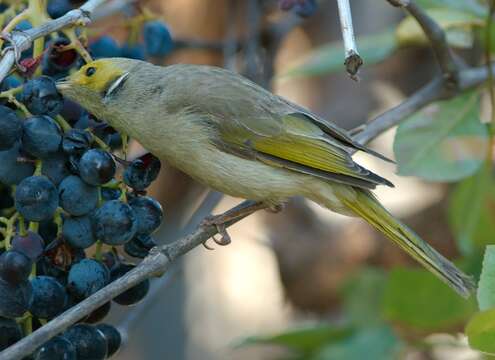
[62,215,96,249]
[123,153,161,191]
[0,250,32,284]
[121,43,145,60]
[101,187,121,201]
[67,259,109,299]
[95,323,122,357]
[62,129,92,155]
[0,105,23,151]
[0,186,14,209]
[0,278,33,318]
[12,231,45,261]
[64,324,107,360]
[85,301,111,323]
[143,20,174,57]
[0,143,35,185]
[79,149,116,185]
[41,151,70,186]
[112,264,150,305]
[92,200,138,245]
[129,196,163,235]
[29,275,67,319]
[58,175,98,216]
[34,335,77,360]
[20,76,64,117]
[43,38,79,78]
[47,0,73,19]
[22,115,62,158]
[124,234,157,258]
[0,317,23,351]
[89,36,121,58]
[15,175,58,221]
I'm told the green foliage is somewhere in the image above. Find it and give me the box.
[449,166,495,256]
[393,91,488,182]
[477,246,495,311]
[281,31,397,79]
[466,308,495,354]
[382,268,476,330]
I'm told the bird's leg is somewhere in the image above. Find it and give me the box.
[201,200,268,248]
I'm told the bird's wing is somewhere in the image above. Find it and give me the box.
[215,111,393,189]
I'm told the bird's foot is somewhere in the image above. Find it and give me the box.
[201,216,232,250]
[265,203,285,214]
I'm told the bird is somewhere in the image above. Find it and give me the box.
[57,58,475,298]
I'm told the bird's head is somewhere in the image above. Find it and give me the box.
[57,58,140,116]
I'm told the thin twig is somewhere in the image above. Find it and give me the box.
[336,0,363,79]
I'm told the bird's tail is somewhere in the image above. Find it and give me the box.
[326,187,475,298]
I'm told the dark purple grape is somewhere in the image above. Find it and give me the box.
[0,317,23,351]
[62,215,96,249]
[89,36,122,58]
[78,149,116,185]
[12,231,45,261]
[92,200,137,245]
[129,196,163,235]
[42,37,79,78]
[41,151,70,186]
[29,275,67,319]
[60,99,84,126]
[143,21,174,57]
[95,323,121,357]
[121,43,145,60]
[20,76,64,117]
[0,186,14,209]
[0,250,32,284]
[101,187,121,201]
[64,324,107,360]
[0,105,23,151]
[34,335,77,360]
[15,175,58,221]
[0,143,35,185]
[124,234,157,258]
[67,259,109,299]
[111,264,149,305]
[58,175,98,216]
[62,129,92,155]
[0,278,33,318]
[22,115,62,158]
[123,153,161,191]
[85,301,111,323]
[47,0,73,19]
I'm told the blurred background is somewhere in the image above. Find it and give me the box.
[86,0,487,359]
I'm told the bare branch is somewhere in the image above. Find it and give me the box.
[336,0,363,79]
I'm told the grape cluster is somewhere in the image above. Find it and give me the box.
[0,4,172,358]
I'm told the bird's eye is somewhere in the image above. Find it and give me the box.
[85,67,96,77]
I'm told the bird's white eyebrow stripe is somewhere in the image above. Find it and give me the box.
[105,72,129,98]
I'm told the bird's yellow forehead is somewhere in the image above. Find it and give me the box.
[68,59,126,92]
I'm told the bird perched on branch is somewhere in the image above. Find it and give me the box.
[57,58,475,298]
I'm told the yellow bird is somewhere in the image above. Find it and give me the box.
[57,58,475,298]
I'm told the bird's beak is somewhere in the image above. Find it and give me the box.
[55,78,71,92]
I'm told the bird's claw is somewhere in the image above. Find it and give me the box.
[201,216,232,250]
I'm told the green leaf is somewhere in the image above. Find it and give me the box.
[236,324,354,355]
[312,325,402,360]
[415,0,487,17]
[341,268,387,327]
[466,308,495,354]
[382,267,476,331]
[449,167,495,256]
[393,91,488,182]
[280,30,397,79]
[477,246,495,311]
[396,8,484,48]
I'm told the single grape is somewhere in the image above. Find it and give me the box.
[62,129,92,155]
[124,234,157,259]
[78,149,116,185]
[67,259,109,299]
[123,153,161,191]
[0,105,23,151]
[0,250,32,285]
[0,278,33,318]
[20,76,64,117]
[42,37,79,78]
[121,43,145,60]
[15,175,58,221]
[22,115,62,158]
[41,151,70,186]
[29,275,67,319]
[0,317,23,351]
[62,215,96,249]
[85,301,111,323]
[95,323,122,357]
[294,0,317,17]
[34,335,77,360]
[89,36,122,58]
[64,324,107,360]
[111,264,150,306]
[143,20,174,57]
[12,231,45,261]
[0,143,35,185]
[58,175,98,216]
[92,200,137,245]
[129,196,163,235]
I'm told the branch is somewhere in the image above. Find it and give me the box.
[0,0,107,83]
[336,0,363,79]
